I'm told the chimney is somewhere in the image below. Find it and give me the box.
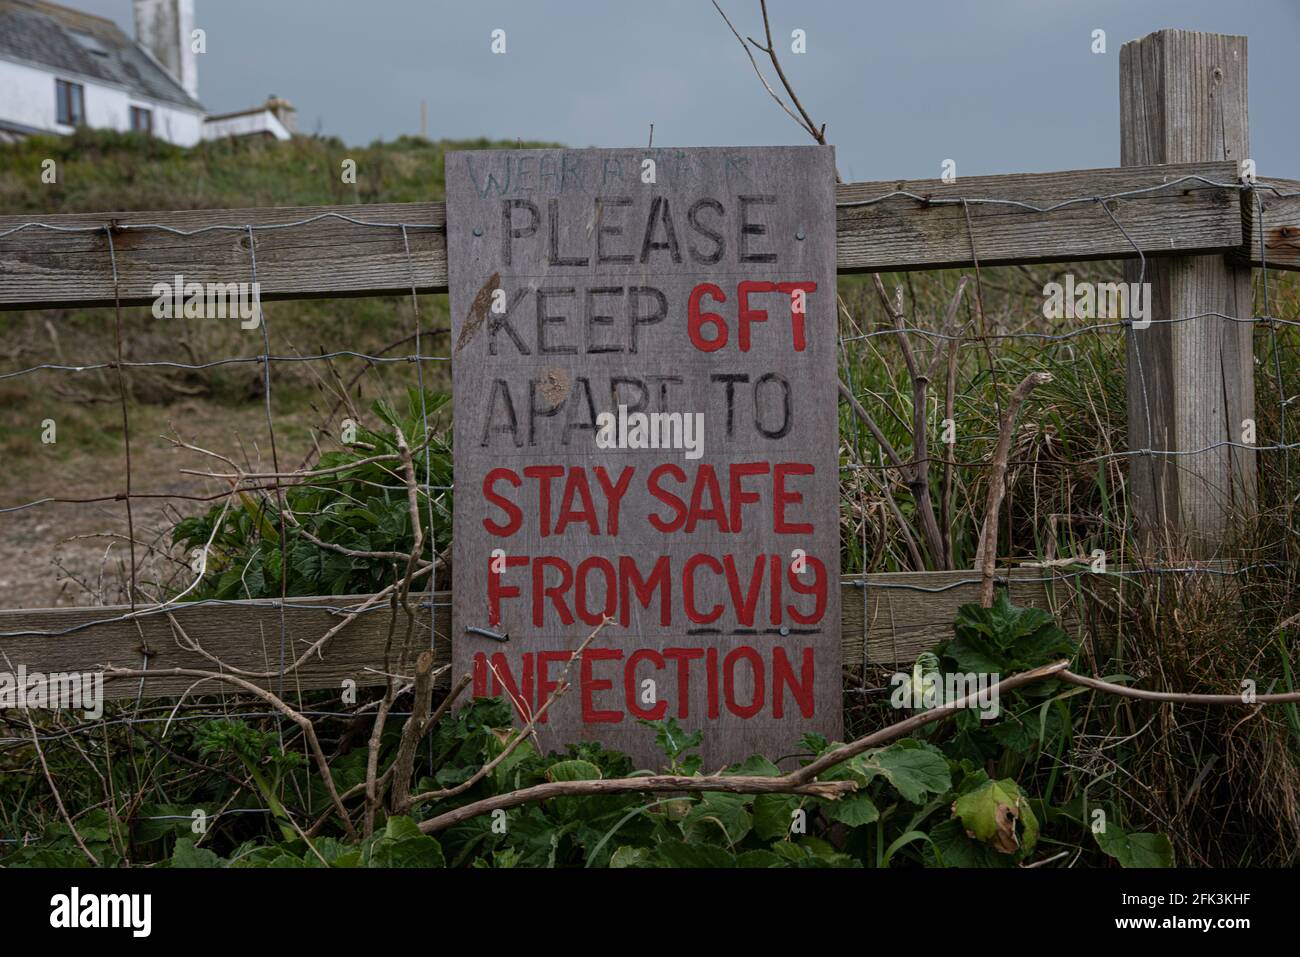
[133,0,199,101]
[264,95,297,134]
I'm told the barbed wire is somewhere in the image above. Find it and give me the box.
[0,210,445,242]
[0,171,1288,243]
[0,171,1294,734]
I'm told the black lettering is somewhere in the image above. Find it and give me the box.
[687,198,725,264]
[584,287,625,354]
[628,286,667,354]
[648,375,683,411]
[610,376,648,414]
[548,198,589,266]
[529,377,566,445]
[754,372,792,438]
[537,287,578,355]
[711,373,749,438]
[502,199,538,266]
[563,377,599,445]
[481,379,522,447]
[488,288,531,356]
[639,196,682,264]
[595,197,635,264]
[738,194,777,263]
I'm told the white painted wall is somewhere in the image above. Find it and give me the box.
[203,109,290,142]
[0,56,204,146]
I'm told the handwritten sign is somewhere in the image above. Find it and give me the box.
[446,146,840,767]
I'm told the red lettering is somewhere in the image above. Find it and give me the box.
[724,646,765,718]
[593,465,634,535]
[581,648,624,723]
[575,556,617,625]
[487,651,533,722]
[648,463,687,532]
[683,554,724,623]
[625,649,667,720]
[772,646,815,718]
[737,280,776,351]
[662,647,704,718]
[482,468,522,536]
[776,281,816,351]
[723,553,766,626]
[686,464,729,532]
[522,465,564,535]
[774,462,814,533]
[787,556,827,625]
[536,650,570,718]
[554,468,600,535]
[488,554,529,626]
[688,282,728,352]
[619,555,671,626]
[729,462,768,532]
[532,556,574,627]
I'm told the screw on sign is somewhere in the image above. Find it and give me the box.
[446,147,840,768]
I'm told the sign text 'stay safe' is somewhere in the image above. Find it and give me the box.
[447,146,840,765]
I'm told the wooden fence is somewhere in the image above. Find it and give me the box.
[0,28,1296,699]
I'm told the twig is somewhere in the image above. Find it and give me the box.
[1059,670,1300,705]
[26,711,99,865]
[418,660,1072,834]
[710,0,842,179]
[104,665,358,840]
[404,618,612,810]
[710,0,815,139]
[749,0,827,145]
[390,651,438,812]
[975,371,1053,605]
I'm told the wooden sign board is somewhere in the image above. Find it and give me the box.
[446,146,840,768]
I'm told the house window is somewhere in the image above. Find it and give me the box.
[130,107,153,135]
[55,79,84,126]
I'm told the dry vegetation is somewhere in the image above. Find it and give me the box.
[1,125,1298,866]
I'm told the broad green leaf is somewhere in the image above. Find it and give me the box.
[365,816,446,868]
[682,793,752,847]
[926,818,1012,868]
[649,840,735,868]
[1095,827,1174,868]
[752,794,801,841]
[735,849,786,868]
[544,759,602,782]
[171,838,222,868]
[950,778,1038,855]
[769,839,856,868]
[823,792,879,826]
[725,754,781,777]
[609,845,651,868]
[861,741,951,803]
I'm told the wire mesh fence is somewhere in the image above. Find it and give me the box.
[0,170,1297,851]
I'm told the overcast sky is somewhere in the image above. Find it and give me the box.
[74,0,1300,179]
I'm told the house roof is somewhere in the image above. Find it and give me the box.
[0,0,203,112]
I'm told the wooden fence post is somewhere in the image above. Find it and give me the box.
[1120,30,1255,556]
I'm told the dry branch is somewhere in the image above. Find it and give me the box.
[417,660,1071,834]
[103,664,359,840]
[975,371,1053,605]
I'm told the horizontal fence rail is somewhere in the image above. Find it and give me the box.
[1236,176,1300,270]
[5,161,1298,312]
[0,564,1233,700]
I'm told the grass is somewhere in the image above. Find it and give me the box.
[836,260,1300,866]
[2,129,1299,865]
[0,129,574,472]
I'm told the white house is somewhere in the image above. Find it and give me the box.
[0,0,293,146]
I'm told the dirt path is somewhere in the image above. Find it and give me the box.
[1,399,317,609]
